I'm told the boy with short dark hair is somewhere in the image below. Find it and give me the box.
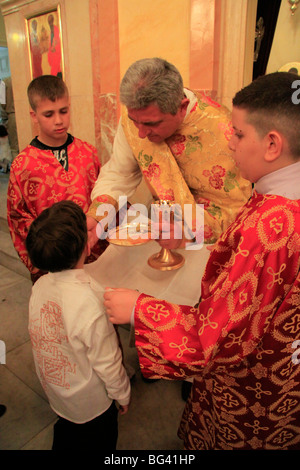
[26,200,130,450]
[104,72,300,450]
[7,75,107,284]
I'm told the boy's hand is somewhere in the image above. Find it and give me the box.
[104,288,140,324]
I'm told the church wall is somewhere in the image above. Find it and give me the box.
[267,1,300,74]
[0,0,254,165]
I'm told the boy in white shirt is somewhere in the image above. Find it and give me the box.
[26,200,130,450]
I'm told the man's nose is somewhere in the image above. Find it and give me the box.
[137,124,151,139]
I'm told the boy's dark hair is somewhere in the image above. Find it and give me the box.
[233,71,300,158]
[27,75,69,111]
[26,200,87,273]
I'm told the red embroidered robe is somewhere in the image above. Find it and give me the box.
[7,137,106,277]
[134,192,300,450]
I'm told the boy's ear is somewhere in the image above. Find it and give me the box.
[264,130,283,162]
[30,110,38,124]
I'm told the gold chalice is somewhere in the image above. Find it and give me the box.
[147,200,185,271]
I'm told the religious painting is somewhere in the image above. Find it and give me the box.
[26,6,64,80]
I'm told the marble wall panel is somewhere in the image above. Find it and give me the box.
[89,0,119,164]
[97,93,118,165]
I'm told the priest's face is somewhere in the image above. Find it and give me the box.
[127,100,188,143]
[228,107,267,183]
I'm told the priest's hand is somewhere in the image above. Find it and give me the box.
[86,216,99,248]
[152,219,184,250]
[104,288,140,324]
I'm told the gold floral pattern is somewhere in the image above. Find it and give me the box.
[122,91,251,243]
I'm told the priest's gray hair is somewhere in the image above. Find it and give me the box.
[120,58,185,115]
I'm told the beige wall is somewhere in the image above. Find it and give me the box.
[0,0,256,163]
[215,0,256,108]
[118,0,191,85]
[267,1,300,73]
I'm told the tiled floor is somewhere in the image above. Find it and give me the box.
[0,173,186,450]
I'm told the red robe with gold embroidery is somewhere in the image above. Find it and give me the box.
[134,191,300,450]
[7,137,106,278]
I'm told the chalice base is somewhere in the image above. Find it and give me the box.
[148,247,185,271]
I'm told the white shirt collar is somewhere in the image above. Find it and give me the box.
[184,88,197,115]
[48,268,90,283]
[255,161,300,200]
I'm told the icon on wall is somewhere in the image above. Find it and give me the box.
[25,6,65,80]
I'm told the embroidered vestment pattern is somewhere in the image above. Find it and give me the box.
[7,137,102,274]
[134,192,300,449]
